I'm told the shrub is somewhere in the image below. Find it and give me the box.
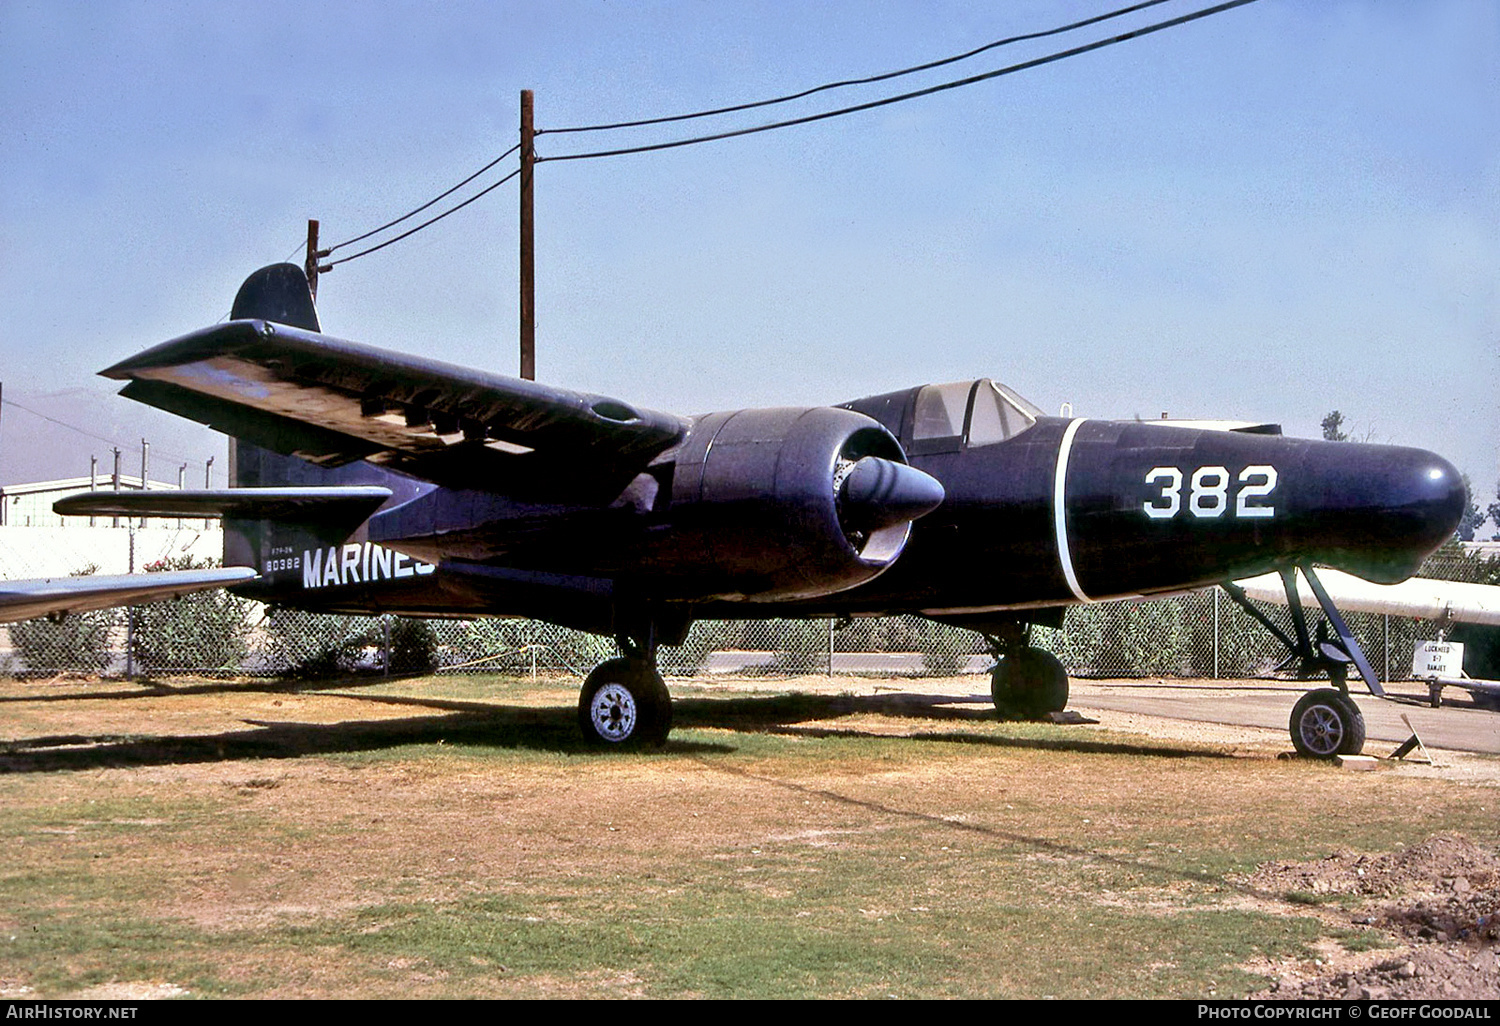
[261,607,376,678]
[383,617,438,674]
[128,556,252,674]
[8,565,118,676]
[911,617,976,676]
[1048,599,1188,677]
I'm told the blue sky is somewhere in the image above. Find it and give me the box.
[2,1,1496,520]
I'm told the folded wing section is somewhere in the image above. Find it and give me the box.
[102,319,687,499]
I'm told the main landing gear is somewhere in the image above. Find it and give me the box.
[1221,564,1377,759]
[576,619,678,748]
[984,623,1069,718]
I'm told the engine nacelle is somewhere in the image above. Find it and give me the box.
[639,406,941,601]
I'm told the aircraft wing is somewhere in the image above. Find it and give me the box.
[1234,568,1500,627]
[0,568,258,624]
[101,321,688,498]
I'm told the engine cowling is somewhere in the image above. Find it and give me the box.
[639,406,943,601]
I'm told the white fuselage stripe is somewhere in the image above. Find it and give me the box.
[1054,418,1093,603]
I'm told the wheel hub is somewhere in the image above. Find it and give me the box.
[1298,704,1344,756]
[589,682,638,743]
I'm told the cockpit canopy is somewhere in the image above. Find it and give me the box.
[910,379,1042,453]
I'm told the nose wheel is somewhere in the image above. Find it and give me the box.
[1221,564,1382,758]
[1289,688,1366,759]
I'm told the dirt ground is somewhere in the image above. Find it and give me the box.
[1240,834,1500,999]
[1,671,1496,999]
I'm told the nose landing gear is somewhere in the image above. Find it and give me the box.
[1223,564,1380,759]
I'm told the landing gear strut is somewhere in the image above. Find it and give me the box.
[984,623,1069,718]
[1222,564,1377,759]
[576,615,680,748]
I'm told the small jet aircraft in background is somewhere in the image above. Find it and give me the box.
[57,264,1466,755]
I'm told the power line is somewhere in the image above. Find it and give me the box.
[307,2,1255,269]
[324,143,522,255]
[323,164,522,269]
[541,0,1174,136]
[0,398,213,473]
[538,0,1260,164]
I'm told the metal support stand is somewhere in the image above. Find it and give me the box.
[1388,713,1435,764]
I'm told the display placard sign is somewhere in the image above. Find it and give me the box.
[1412,641,1464,679]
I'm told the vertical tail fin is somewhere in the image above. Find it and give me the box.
[224,264,329,568]
[229,263,321,331]
[226,260,323,494]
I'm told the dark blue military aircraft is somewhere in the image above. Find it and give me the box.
[57,265,1467,756]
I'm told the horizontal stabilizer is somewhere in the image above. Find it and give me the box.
[0,568,258,624]
[54,486,393,523]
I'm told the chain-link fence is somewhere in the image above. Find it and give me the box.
[3,546,1492,682]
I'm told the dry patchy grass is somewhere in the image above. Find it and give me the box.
[0,672,1494,998]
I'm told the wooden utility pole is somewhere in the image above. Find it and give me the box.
[305,219,321,299]
[519,89,536,381]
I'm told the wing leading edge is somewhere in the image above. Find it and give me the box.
[54,486,394,523]
[0,568,259,624]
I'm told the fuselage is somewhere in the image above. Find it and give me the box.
[789,410,1463,618]
[224,377,1466,638]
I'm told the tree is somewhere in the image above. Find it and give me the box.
[1487,479,1500,542]
[1321,410,1347,442]
[1457,474,1485,542]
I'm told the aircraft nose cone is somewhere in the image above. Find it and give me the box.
[1412,454,1468,532]
[838,457,946,534]
[1299,444,1466,583]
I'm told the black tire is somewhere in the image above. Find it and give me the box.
[578,657,672,748]
[991,647,1069,718]
[1289,688,1365,759]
